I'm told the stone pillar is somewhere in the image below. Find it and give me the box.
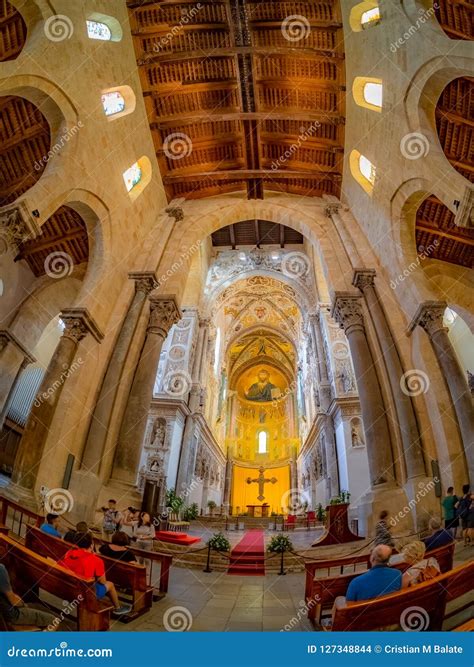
[223,454,233,514]
[332,294,395,487]
[81,273,158,475]
[175,318,210,495]
[353,270,426,480]
[0,332,35,427]
[322,414,339,498]
[12,309,103,492]
[409,301,474,484]
[111,296,180,490]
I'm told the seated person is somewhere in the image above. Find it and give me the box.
[400,540,440,588]
[99,531,137,563]
[63,521,89,545]
[58,532,131,616]
[346,544,402,602]
[422,516,454,551]
[40,513,61,538]
[0,564,57,630]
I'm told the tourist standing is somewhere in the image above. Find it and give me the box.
[121,507,139,539]
[374,510,395,547]
[441,487,459,537]
[97,499,122,541]
[134,512,155,571]
[456,485,471,546]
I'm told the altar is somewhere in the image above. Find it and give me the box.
[246,504,270,518]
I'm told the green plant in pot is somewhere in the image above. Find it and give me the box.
[207,500,217,516]
[316,503,326,522]
[182,503,199,521]
[204,532,231,573]
[267,534,293,575]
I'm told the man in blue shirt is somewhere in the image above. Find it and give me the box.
[422,516,454,552]
[346,544,401,602]
[40,513,61,538]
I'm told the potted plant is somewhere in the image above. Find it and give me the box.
[329,490,351,505]
[182,503,199,521]
[316,503,326,522]
[207,500,217,516]
[204,532,231,573]
[267,534,293,575]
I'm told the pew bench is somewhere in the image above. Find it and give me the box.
[0,534,113,631]
[330,560,473,631]
[25,526,153,621]
[305,542,455,624]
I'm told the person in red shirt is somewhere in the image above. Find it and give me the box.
[58,532,131,616]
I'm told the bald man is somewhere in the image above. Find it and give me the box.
[345,544,401,602]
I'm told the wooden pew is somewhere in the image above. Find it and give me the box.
[25,526,153,621]
[0,534,113,631]
[331,560,474,631]
[306,542,455,624]
[453,618,474,631]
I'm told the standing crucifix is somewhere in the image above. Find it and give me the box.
[246,466,277,501]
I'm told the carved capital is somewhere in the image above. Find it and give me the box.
[60,308,104,345]
[129,271,159,295]
[148,296,181,337]
[165,206,184,222]
[352,268,376,292]
[324,203,342,218]
[0,201,41,251]
[408,301,448,338]
[331,293,365,335]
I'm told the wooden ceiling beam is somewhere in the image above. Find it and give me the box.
[15,227,87,257]
[416,221,474,245]
[163,169,342,183]
[140,46,344,65]
[153,111,344,128]
[436,108,474,129]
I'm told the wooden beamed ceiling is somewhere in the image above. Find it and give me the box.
[435,0,473,40]
[127,0,345,200]
[436,76,473,185]
[0,0,26,62]
[211,220,303,248]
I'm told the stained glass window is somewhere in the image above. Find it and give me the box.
[101,91,125,117]
[123,162,142,192]
[361,7,380,28]
[359,155,376,185]
[363,82,382,108]
[86,20,111,41]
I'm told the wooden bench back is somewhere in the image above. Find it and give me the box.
[332,560,472,631]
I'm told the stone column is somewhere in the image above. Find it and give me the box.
[12,309,103,491]
[223,453,233,514]
[111,296,180,490]
[81,272,158,474]
[332,293,395,487]
[353,270,426,480]
[0,332,35,427]
[409,301,474,484]
[322,414,339,498]
[175,318,210,495]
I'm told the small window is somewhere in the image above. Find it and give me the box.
[123,162,142,192]
[361,7,380,28]
[258,431,268,454]
[86,20,111,41]
[363,82,382,108]
[102,91,125,116]
[349,150,376,194]
[352,77,382,112]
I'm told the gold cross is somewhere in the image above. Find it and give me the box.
[246,466,277,501]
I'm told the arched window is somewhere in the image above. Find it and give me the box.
[349,150,376,194]
[349,2,381,32]
[102,91,125,117]
[352,77,383,112]
[258,431,268,454]
[86,13,122,42]
[123,156,152,199]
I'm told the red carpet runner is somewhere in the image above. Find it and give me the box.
[227,530,265,576]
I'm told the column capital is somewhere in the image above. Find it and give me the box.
[198,317,211,328]
[128,271,159,295]
[60,308,104,344]
[408,301,448,337]
[352,268,376,291]
[0,329,36,363]
[0,201,41,251]
[324,203,342,218]
[331,293,365,334]
[165,205,184,222]
[148,296,181,337]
